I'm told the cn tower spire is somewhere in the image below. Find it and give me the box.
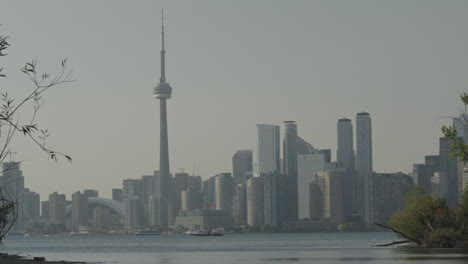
[160,9,166,84]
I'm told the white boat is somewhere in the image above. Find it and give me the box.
[211,228,225,236]
[70,231,89,236]
[187,230,211,236]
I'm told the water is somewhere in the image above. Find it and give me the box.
[2,232,468,264]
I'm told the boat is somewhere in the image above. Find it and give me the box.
[211,228,225,236]
[70,231,89,236]
[135,230,161,236]
[187,230,211,236]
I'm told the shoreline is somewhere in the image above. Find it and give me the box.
[0,253,85,263]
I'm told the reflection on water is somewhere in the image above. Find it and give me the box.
[4,233,468,264]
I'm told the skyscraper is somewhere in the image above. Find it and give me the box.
[262,173,278,225]
[356,112,373,174]
[214,173,234,214]
[232,150,253,185]
[337,119,355,170]
[257,124,280,174]
[356,112,373,226]
[247,177,264,227]
[313,170,345,221]
[283,121,298,220]
[154,10,173,228]
[48,192,66,225]
[71,191,88,232]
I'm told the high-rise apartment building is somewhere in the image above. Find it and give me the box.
[262,173,278,225]
[355,112,373,226]
[247,177,264,226]
[124,197,143,231]
[356,112,373,174]
[337,119,355,170]
[214,173,234,215]
[48,192,66,225]
[22,189,40,224]
[71,191,88,232]
[233,184,247,225]
[257,124,280,174]
[312,171,345,221]
[112,188,123,202]
[232,150,253,185]
[373,172,413,224]
[283,121,298,221]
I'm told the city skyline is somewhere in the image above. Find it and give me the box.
[1,1,468,199]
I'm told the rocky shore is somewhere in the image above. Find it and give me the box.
[0,253,85,263]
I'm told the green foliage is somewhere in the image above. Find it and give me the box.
[388,186,468,248]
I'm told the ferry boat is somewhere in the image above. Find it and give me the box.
[186,230,211,236]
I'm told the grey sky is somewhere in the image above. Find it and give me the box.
[1,0,467,199]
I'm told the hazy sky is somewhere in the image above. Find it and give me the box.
[1,1,468,199]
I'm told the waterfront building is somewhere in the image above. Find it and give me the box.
[48,192,66,225]
[232,150,253,185]
[215,173,234,215]
[283,121,298,221]
[124,197,143,231]
[233,184,247,225]
[92,205,112,232]
[297,154,327,219]
[71,191,88,232]
[312,170,345,221]
[356,112,373,226]
[373,172,413,224]
[153,11,173,228]
[148,195,158,226]
[257,124,281,174]
[246,177,264,226]
[22,189,40,224]
[262,173,278,225]
[112,188,123,202]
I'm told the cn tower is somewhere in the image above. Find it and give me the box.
[153,10,171,228]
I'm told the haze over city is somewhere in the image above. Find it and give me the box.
[1,0,468,200]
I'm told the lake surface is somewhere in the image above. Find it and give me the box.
[2,232,468,264]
